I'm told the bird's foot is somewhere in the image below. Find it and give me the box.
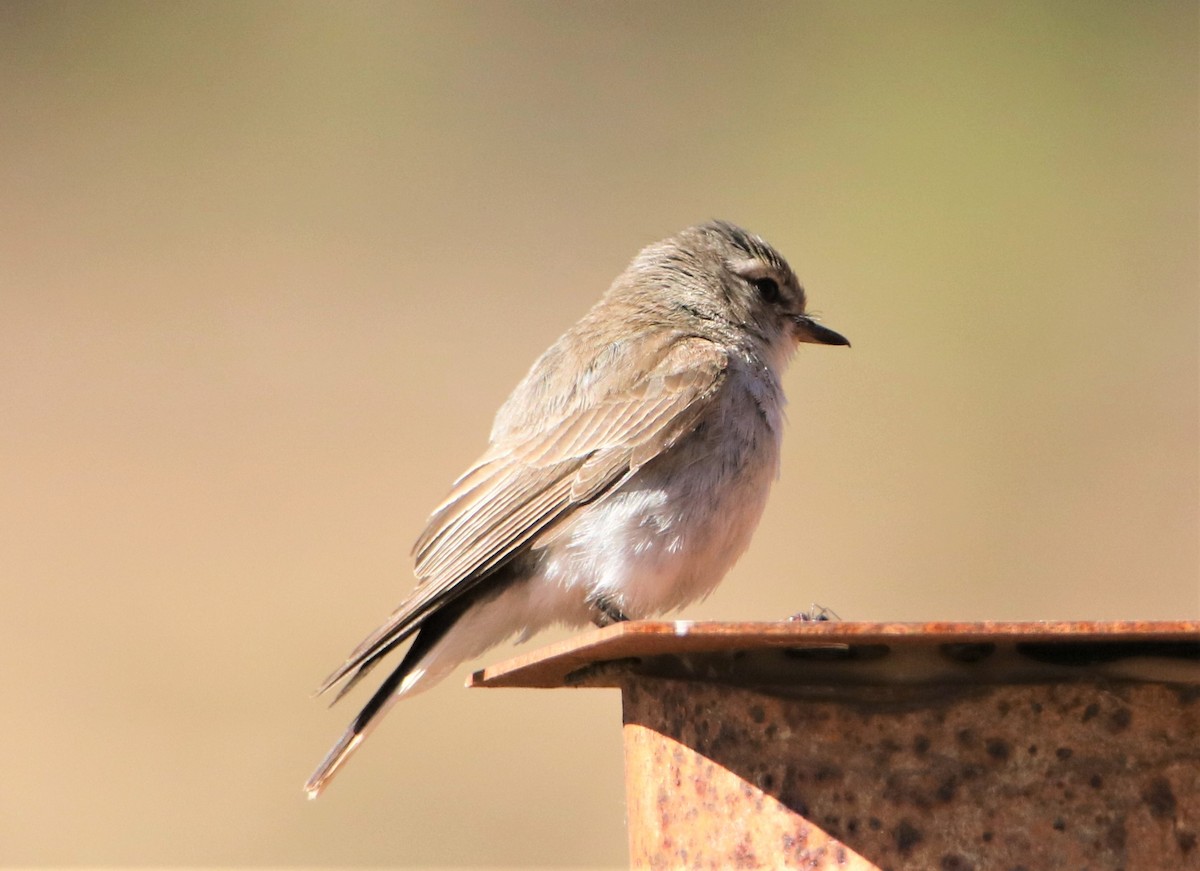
[590,596,630,627]
[787,604,841,622]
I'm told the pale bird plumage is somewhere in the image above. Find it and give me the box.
[305,220,848,798]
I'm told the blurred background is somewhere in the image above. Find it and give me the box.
[1,1,1196,866]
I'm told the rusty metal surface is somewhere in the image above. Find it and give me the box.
[472,622,1200,869]
[621,675,1200,871]
[469,620,1200,689]
[624,716,881,871]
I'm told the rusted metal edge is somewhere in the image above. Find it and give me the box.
[467,620,1200,689]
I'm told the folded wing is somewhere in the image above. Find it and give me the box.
[316,334,728,698]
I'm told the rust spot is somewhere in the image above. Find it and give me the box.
[1082,702,1100,722]
[1055,746,1073,760]
[1108,707,1132,732]
[815,763,842,783]
[733,836,756,867]
[985,738,1012,762]
[936,776,958,803]
[1108,710,1128,739]
[940,854,975,870]
[1178,831,1197,854]
[895,819,923,853]
[913,734,931,755]
[1141,776,1177,820]
[1089,773,1104,789]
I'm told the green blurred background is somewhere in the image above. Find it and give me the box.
[1,1,1196,866]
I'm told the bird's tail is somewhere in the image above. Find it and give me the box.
[305,600,469,798]
[304,725,366,799]
[304,659,415,799]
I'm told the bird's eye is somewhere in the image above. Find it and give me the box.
[752,276,782,304]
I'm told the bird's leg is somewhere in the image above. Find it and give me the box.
[590,595,630,627]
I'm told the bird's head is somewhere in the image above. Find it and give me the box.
[626,220,850,357]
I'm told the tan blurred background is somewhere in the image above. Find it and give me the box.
[0,0,1196,866]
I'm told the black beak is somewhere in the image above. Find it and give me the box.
[794,315,850,347]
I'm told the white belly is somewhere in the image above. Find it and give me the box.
[537,359,784,617]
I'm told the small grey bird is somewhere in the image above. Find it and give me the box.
[305,220,848,797]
